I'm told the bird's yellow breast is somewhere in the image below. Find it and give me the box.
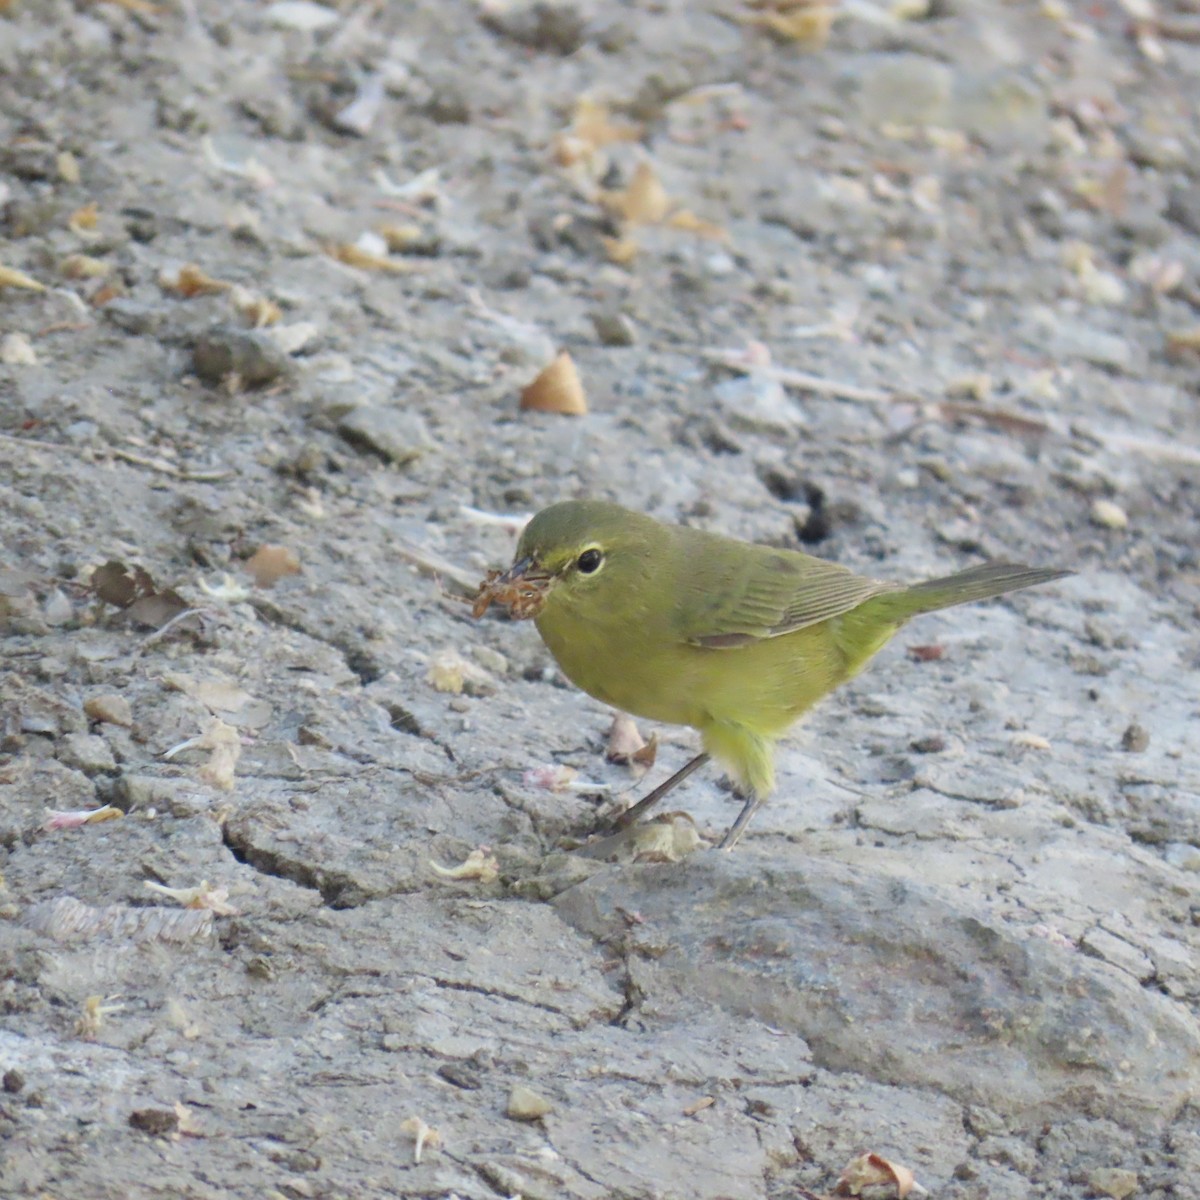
[534,600,853,739]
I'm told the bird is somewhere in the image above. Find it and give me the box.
[482,499,1070,850]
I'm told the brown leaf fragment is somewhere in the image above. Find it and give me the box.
[245,544,302,588]
[131,565,156,595]
[520,351,588,415]
[631,733,658,768]
[682,1095,715,1117]
[606,713,647,764]
[124,588,189,629]
[836,1152,917,1198]
[90,561,144,608]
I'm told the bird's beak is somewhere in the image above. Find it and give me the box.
[498,555,551,587]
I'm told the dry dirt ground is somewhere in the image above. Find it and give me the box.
[2,1,1199,1197]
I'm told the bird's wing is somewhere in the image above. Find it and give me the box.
[673,538,894,649]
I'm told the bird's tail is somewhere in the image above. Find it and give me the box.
[876,563,1072,621]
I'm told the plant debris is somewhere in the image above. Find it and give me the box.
[606,714,658,768]
[836,1152,921,1198]
[469,568,549,620]
[519,350,588,415]
[245,544,302,588]
[144,880,239,915]
[160,263,231,297]
[398,1115,443,1163]
[430,848,499,883]
[0,264,46,292]
[426,649,497,696]
[43,804,124,832]
[522,764,612,793]
[741,2,837,50]
[76,994,125,1038]
[328,234,418,274]
[88,561,190,629]
[163,718,242,790]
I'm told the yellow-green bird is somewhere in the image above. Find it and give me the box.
[491,500,1070,850]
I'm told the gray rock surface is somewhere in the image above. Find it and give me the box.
[1,0,1198,1197]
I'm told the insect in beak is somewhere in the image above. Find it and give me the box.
[471,556,552,620]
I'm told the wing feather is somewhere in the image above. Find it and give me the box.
[670,532,893,648]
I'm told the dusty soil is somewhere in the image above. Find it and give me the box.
[2,1,1199,1197]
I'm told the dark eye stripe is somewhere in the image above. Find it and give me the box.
[577,548,603,574]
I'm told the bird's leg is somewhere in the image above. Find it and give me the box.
[611,752,711,830]
[716,792,763,851]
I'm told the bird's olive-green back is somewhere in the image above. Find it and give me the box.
[517,499,896,648]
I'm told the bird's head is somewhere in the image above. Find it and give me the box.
[490,500,661,624]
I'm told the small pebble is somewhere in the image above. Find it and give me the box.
[57,732,117,775]
[1163,843,1200,872]
[1087,1167,1139,1200]
[507,1084,553,1121]
[481,0,586,54]
[910,734,946,754]
[590,310,636,347]
[192,326,292,388]
[129,1107,179,1135]
[1120,723,1149,753]
[1090,498,1128,530]
[337,408,433,466]
[85,694,133,727]
[0,332,38,366]
[265,1,339,31]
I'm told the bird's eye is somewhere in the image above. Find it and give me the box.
[576,548,604,574]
